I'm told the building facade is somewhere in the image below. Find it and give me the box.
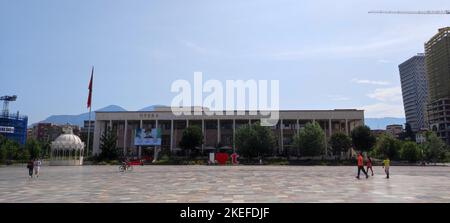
[92,107,364,157]
[32,123,80,142]
[425,27,450,145]
[0,113,28,145]
[386,124,403,139]
[81,120,95,136]
[399,53,429,132]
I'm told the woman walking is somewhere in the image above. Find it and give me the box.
[34,159,42,178]
[366,156,374,176]
[26,160,34,178]
[383,156,390,179]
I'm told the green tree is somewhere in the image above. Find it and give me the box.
[400,141,421,163]
[1,140,19,161]
[351,125,376,152]
[235,122,275,160]
[25,138,42,159]
[423,131,447,163]
[98,127,119,161]
[179,126,204,157]
[329,132,352,159]
[293,122,326,157]
[0,143,6,163]
[40,140,52,159]
[0,135,5,162]
[373,134,401,160]
[0,134,5,146]
[17,148,30,162]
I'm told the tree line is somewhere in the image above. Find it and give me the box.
[95,122,450,163]
[0,135,51,164]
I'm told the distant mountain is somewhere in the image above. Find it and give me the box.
[96,105,127,112]
[365,117,406,130]
[35,106,405,130]
[34,105,127,127]
[138,105,168,111]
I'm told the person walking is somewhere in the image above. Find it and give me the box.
[366,156,374,176]
[26,160,34,178]
[231,152,239,165]
[34,159,42,178]
[356,152,369,179]
[383,156,390,179]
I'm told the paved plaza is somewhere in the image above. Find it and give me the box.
[0,165,449,202]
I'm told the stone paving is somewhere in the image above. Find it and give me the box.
[0,165,449,202]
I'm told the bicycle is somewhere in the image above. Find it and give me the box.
[119,162,133,172]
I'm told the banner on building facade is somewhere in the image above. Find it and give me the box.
[0,126,14,133]
[134,128,161,146]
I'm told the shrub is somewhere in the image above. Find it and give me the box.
[235,122,275,159]
[293,122,326,157]
[351,125,376,152]
[329,132,352,159]
[400,141,421,163]
[373,134,401,160]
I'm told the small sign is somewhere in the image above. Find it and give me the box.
[0,126,14,133]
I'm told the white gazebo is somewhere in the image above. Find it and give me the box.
[50,126,85,166]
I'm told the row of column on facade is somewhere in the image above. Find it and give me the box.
[93,119,362,156]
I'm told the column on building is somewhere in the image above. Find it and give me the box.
[170,119,174,152]
[155,119,159,159]
[202,119,205,153]
[92,120,101,155]
[123,120,128,155]
[280,119,284,153]
[139,120,143,158]
[217,119,221,144]
[328,119,332,137]
[345,119,349,135]
[233,119,236,151]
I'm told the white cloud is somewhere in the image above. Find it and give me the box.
[328,95,350,101]
[270,37,411,60]
[360,103,405,118]
[367,87,402,102]
[351,78,390,86]
[180,40,209,54]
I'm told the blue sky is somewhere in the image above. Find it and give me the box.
[1,0,449,124]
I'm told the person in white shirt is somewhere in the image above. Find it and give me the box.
[34,159,42,178]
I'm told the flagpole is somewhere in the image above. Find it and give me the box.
[86,66,94,158]
[87,106,92,157]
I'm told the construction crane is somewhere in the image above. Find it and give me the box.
[0,95,17,116]
[369,10,450,15]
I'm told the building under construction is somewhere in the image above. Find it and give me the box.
[425,27,450,145]
[0,95,28,145]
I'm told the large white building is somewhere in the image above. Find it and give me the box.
[92,107,364,157]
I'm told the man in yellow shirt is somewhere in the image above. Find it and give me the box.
[382,157,390,179]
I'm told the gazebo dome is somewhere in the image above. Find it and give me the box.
[50,126,85,166]
[51,126,85,150]
[51,133,84,150]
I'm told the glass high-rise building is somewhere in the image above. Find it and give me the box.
[399,53,429,133]
[425,27,450,145]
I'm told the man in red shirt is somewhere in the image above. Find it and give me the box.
[356,152,369,179]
